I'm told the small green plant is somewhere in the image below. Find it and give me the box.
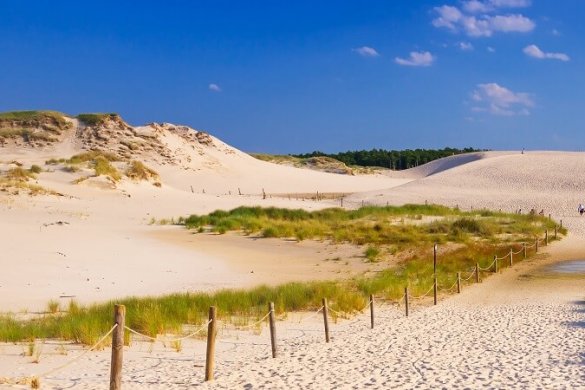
[45,158,65,165]
[67,151,119,165]
[125,160,159,181]
[29,165,42,174]
[5,167,35,181]
[93,156,121,181]
[76,113,119,126]
[47,300,60,314]
[364,246,381,262]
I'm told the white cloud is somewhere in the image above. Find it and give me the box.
[490,0,531,8]
[459,41,474,51]
[395,51,435,67]
[462,0,530,13]
[462,0,491,13]
[487,46,496,52]
[208,83,221,92]
[551,29,560,36]
[488,14,534,33]
[471,83,533,116]
[433,3,535,37]
[352,46,380,57]
[432,5,463,30]
[523,44,569,61]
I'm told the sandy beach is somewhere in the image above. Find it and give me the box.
[1,235,583,389]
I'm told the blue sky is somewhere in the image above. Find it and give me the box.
[1,1,583,153]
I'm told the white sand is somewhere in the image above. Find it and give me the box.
[1,133,585,389]
[2,239,583,389]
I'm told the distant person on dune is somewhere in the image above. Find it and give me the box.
[579,204,584,216]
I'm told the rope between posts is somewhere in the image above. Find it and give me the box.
[297,306,324,323]
[36,323,118,379]
[478,258,496,271]
[462,270,476,281]
[524,242,536,249]
[444,279,458,292]
[230,312,271,330]
[358,299,372,312]
[124,319,212,343]
[328,307,347,317]
[411,284,435,300]
[512,247,524,255]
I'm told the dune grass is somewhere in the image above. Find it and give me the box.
[77,113,118,126]
[181,205,560,248]
[0,111,71,144]
[0,110,67,123]
[125,160,159,181]
[66,151,120,164]
[0,205,564,344]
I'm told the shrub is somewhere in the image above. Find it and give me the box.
[364,246,381,262]
[67,151,119,164]
[93,156,121,181]
[29,165,42,174]
[5,167,34,181]
[77,113,119,126]
[125,160,159,181]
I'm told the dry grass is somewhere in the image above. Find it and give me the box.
[125,160,159,181]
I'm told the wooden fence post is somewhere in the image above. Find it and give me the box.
[494,255,498,273]
[555,225,558,239]
[560,219,563,229]
[404,287,409,317]
[456,272,461,294]
[268,302,277,358]
[322,298,330,343]
[510,249,513,267]
[535,238,539,253]
[369,295,374,329]
[205,306,217,381]
[433,277,438,306]
[110,304,126,390]
[523,242,527,259]
[545,230,548,246]
[433,243,438,275]
[475,263,480,283]
[340,197,344,208]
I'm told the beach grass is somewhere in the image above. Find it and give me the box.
[76,113,119,126]
[0,205,564,344]
[181,205,561,247]
[125,160,159,181]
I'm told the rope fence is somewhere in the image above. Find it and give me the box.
[124,319,212,344]
[2,227,556,389]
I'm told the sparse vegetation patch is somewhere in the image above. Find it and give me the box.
[0,111,71,144]
[125,160,159,181]
[76,113,119,126]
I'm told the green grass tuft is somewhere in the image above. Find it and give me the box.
[77,113,119,126]
[93,156,121,181]
[125,160,159,181]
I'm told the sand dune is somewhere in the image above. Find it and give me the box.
[1,114,585,388]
